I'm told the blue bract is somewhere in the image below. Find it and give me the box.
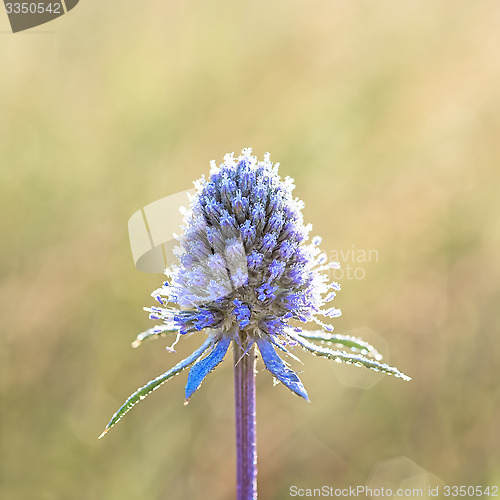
[100,149,410,437]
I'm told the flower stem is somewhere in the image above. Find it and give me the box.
[234,335,257,500]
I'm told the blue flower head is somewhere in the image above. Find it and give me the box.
[100,149,410,437]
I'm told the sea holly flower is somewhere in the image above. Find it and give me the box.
[100,149,410,498]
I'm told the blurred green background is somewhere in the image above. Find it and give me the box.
[1,1,500,499]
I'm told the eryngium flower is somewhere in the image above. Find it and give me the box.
[101,148,410,436]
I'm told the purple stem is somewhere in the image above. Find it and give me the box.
[234,336,257,500]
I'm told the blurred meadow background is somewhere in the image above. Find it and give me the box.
[1,1,500,499]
